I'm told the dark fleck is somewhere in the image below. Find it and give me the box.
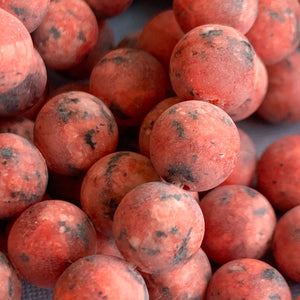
[240,186,257,198]
[262,269,286,286]
[161,193,181,201]
[141,247,160,256]
[168,107,177,115]
[200,29,223,38]
[109,102,131,120]
[77,31,86,41]
[171,226,178,234]
[219,192,231,205]
[172,120,185,139]
[166,163,196,184]
[156,231,167,238]
[173,227,193,264]
[50,26,60,39]
[75,222,89,247]
[105,152,130,177]
[100,56,133,65]
[162,286,171,294]
[8,277,13,297]
[240,40,255,66]
[118,229,127,240]
[253,207,266,216]
[57,102,74,124]
[175,72,181,78]
[174,48,183,57]
[228,264,248,273]
[69,283,75,290]
[84,129,97,149]
[221,115,234,126]
[58,221,71,233]
[269,10,285,22]
[0,148,13,160]
[85,255,96,262]
[10,6,26,16]
[20,253,30,262]
[269,294,281,300]
[126,268,144,285]
[188,110,198,120]
[103,198,119,220]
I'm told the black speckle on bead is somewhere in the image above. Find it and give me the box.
[20,253,30,262]
[173,227,193,265]
[219,192,232,205]
[103,198,119,220]
[171,226,178,234]
[172,120,185,139]
[57,103,74,124]
[84,129,97,149]
[221,115,234,126]
[269,10,285,22]
[168,107,177,115]
[50,26,60,39]
[253,207,266,216]
[75,221,89,247]
[109,102,131,120]
[156,231,168,238]
[105,152,130,177]
[0,147,13,160]
[269,294,281,300]
[77,31,86,42]
[166,163,196,184]
[69,283,75,290]
[118,228,127,240]
[200,29,223,38]
[188,110,198,120]
[240,186,257,198]
[262,269,286,286]
[161,193,181,201]
[100,56,133,65]
[162,286,171,294]
[8,276,13,297]
[240,40,255,66]
[141,247,160,256]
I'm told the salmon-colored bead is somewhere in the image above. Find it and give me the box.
[246,0,300,65]
[33,0,99,70]
[113,181,205,274]
[7,200,97,288]
[0,251,22,300]
[52,255,148,300]
[0,8,33,94]
[142,247,212,299]
[200,185,276,264]
[0,0,50,33]
[0,133,48,218]
[272,205,300,282]
[0,49,47,117]
[34,91,118,176]
[257,44,300,123]
[220,128,257,187]
[0,117,34,142]
[173,0,258,34]
[85,0,133,18]
[206,258,292,299]
[136,9,184,70]
[80,151,160,235]
[90,48,169,126]
[149,100,240,192]
[139,96,182,158]
[257,135,300,211]
[169,24,260,112]
[228,55,268,122]
[66,20,115,79]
